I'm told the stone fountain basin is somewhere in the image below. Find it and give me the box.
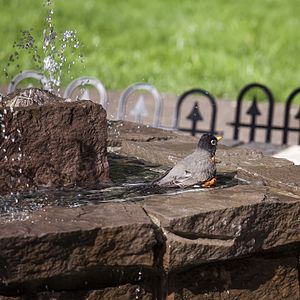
[1,117,300,299]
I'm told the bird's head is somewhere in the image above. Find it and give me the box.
[197,133,222,156]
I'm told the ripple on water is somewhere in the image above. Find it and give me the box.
[0,154,240,219]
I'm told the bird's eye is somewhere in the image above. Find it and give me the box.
[211,139,216,145]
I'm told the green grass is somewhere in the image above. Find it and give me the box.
[1,0,300,102]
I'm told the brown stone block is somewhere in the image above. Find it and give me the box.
[107,120,197,167]
[0,202,157,290]
[85,284,153,300]
[143,185,300,270]
[237,165,300,195]
[217,147,292,173]
[108,121,292,173]
[120,140,195,167]
[107,120,181,147]
[35,284,153,300]
[167,255,299,300]
[0,99,109,195]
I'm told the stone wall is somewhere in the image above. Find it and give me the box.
[1,121,300,299]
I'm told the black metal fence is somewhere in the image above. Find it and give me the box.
[174,88,217,136]
[175,83,300,145]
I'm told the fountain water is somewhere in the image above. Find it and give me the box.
[0,152,164,220]
[4,0,82,94]
[42,0,81,92]
[0,0,86,212]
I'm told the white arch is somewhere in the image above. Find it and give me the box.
[63,76,108,109]
[7,71,48,94]
[117,83,162,127]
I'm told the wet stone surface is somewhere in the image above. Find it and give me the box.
[0,153,161,218]
[0,153,239,220]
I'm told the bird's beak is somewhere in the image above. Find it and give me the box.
[216,136,223,142]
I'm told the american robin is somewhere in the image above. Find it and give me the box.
[155,133,222,188]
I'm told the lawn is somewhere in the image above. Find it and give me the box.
[0,0,300,102]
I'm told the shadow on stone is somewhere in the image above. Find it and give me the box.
[0,265,161,299]
[167,250,299,299]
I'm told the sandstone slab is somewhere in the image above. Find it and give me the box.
[217,147,293,172]
[0,95,109,195]
[120,139,195,167]
[108,120,180,147]
[237,164,300,195]
[167,255,299,300]
[107,120,196,167]
[142,184,300,270]
[0,202,157,293]
[108,121,292,172]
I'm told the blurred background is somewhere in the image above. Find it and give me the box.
[1,0,300,153]
[1,0,300,102]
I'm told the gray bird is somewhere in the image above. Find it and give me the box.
[155,133,222,188]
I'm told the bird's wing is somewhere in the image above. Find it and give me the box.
[157,150,216,187]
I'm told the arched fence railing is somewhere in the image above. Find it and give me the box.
[117,83,163,128]
[283,88,300,145]
[174,89,218,136]
[229,83,300,144]
[4,72,300,145]
[63,76,108,109]
[7,71,48,93]
[231,83,274,143]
